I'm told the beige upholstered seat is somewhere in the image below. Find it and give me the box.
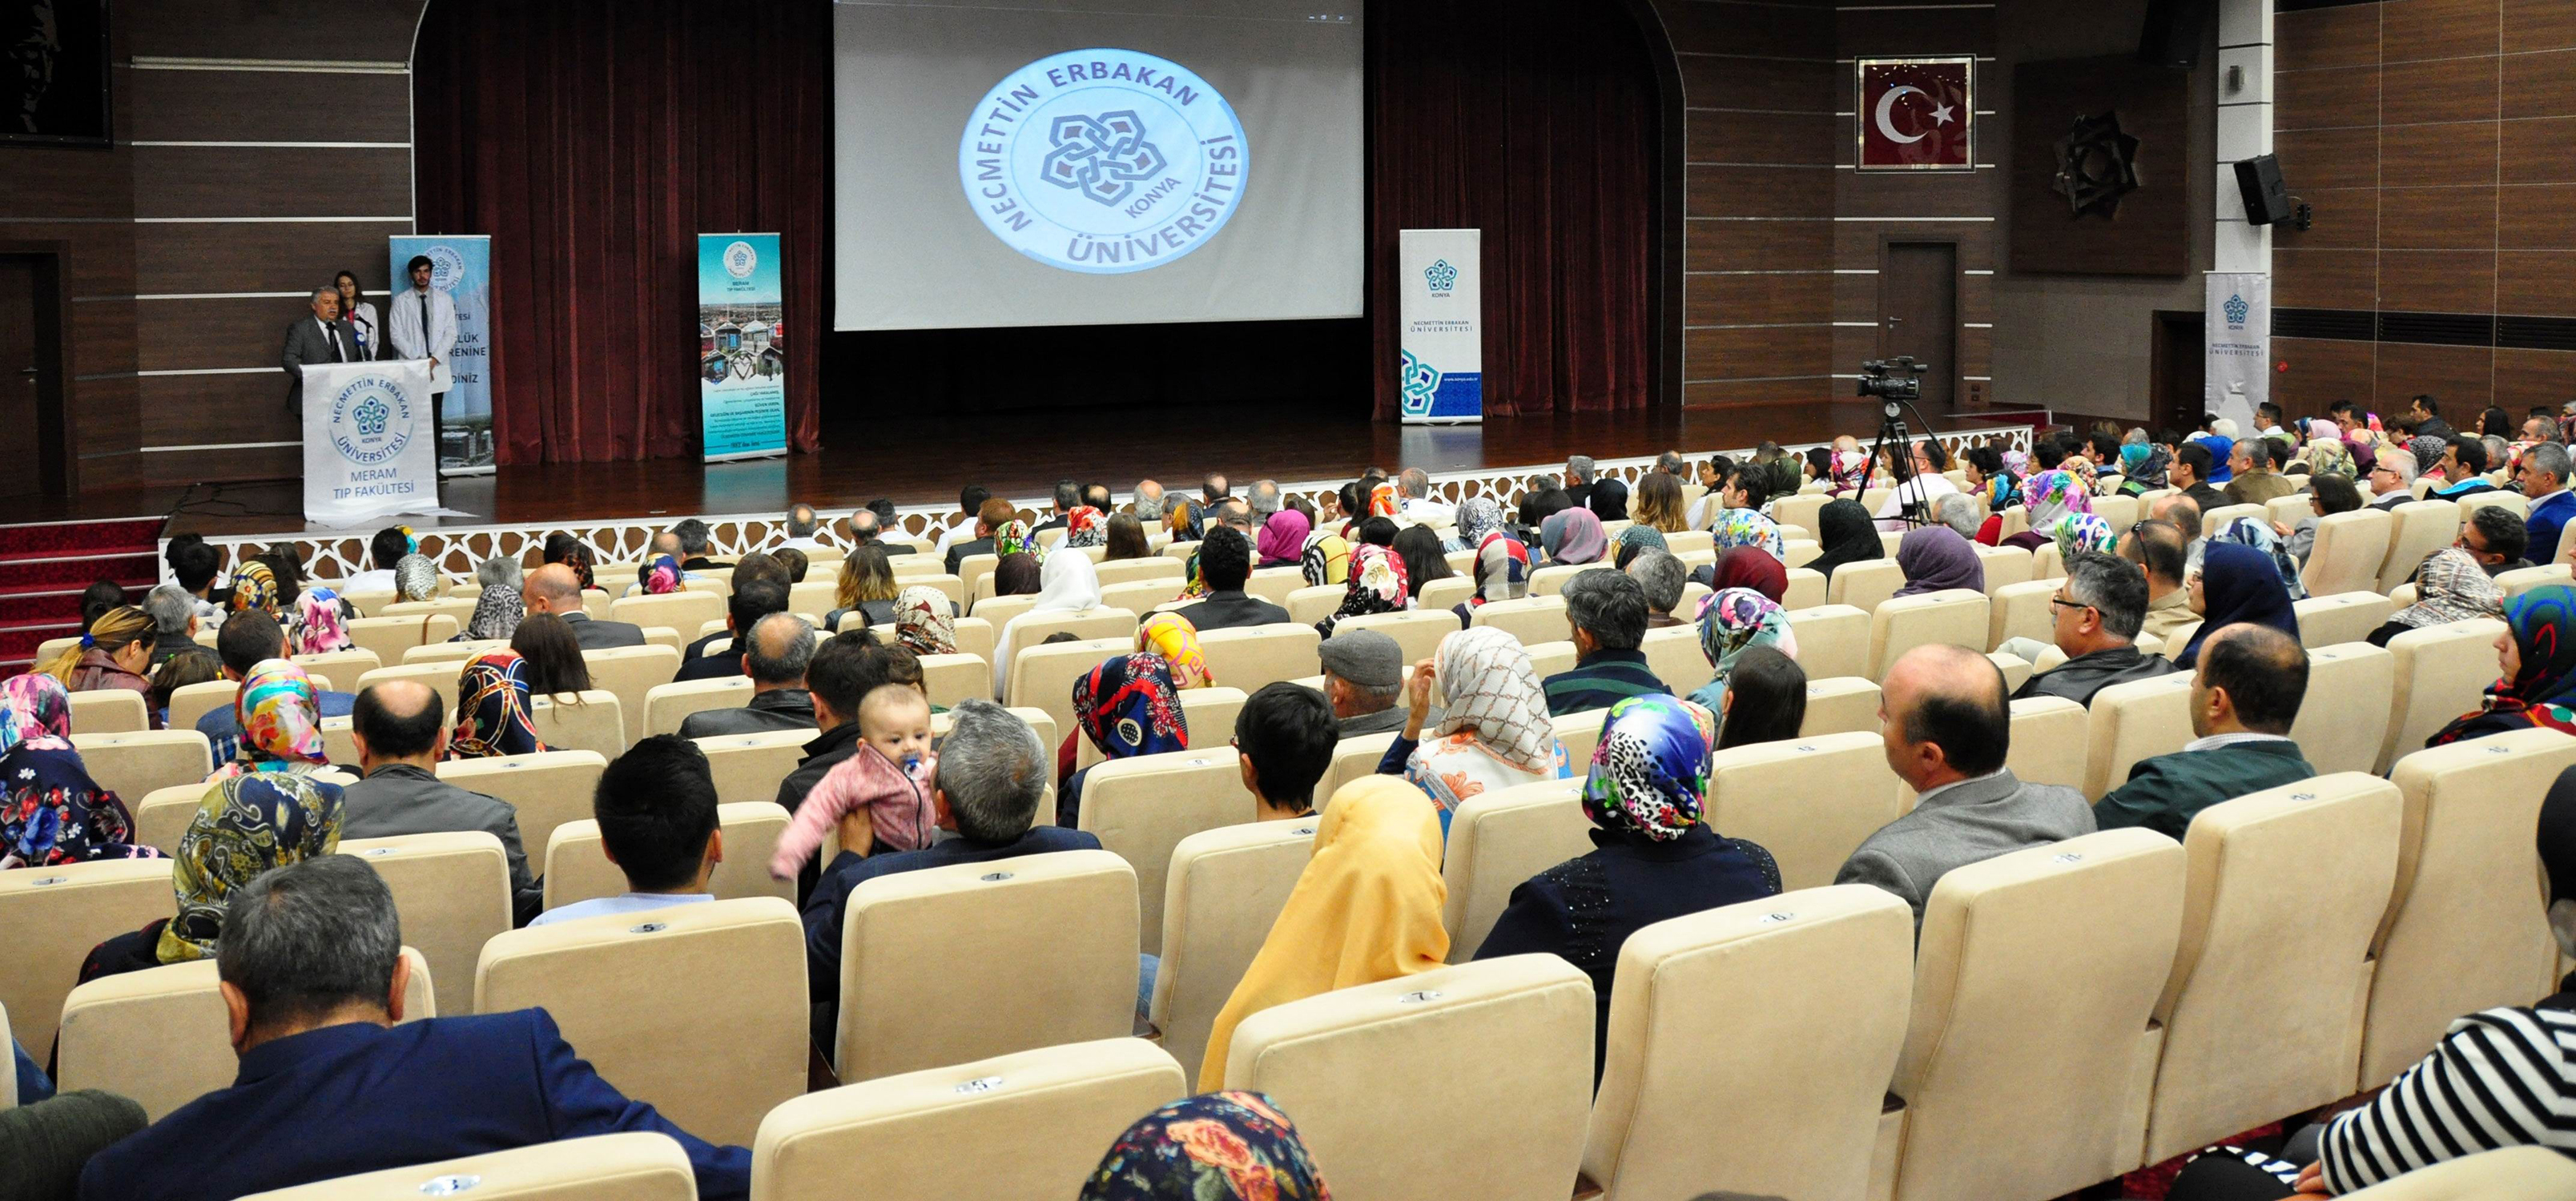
[971,593,1038,629]
[342,832,511,1017]
[475,897,803,1147]
[1419,575,1475,612]
[1321,730,1400,800]
[1773,492,1828,536]
[1551,708,1608,764]
[437,749,608,863]
[1440,777,1588,962]
[1524,640,1579,679]
[2289,642,2397,774]
[70,729,212,798]
[1094,556,1183,588]
[58,947,434,1122]
[527,691,625,758]
[541,801,793,910]
[1195,624,1322,693]
[1530,563,1615,597]
[2300,508,2395,596]
[0,857,176,1054]
[2457,489,2527,520]
[2140,774,2400,1163]
[1151,820,1317,1075]
[1006,637,1125,741]
[1866,589,1990,682]
[1639,625,1710,694]
[2495,562,2571,598]
[1244,567,1305,607]
[609,591,723,635]
[2094,494,2142,537]
[65,689,147,734]
[2336,1146,2576,1199]
[344,615,461,665]
[2363,728,2576,1085]
[1986,579,2059,654]
[1584,886,1914,1201]
[1781,566,1827,609]
[642,677,757,737]
[1782,604,1870,681]
[1708,731,1906,890]
[835,849,1137,1081]
[289,648,383,689]
[1798,676,1882,737]
[1221,954,1594,1201]
[1470,596,1572,647]
[2031,543,2066,582]
[132,782,207,854]
[2294,592,2396,649]
[754,1040,1187,1201]
[2376,500,2461,593]
[352,662,463,724]
[1001,610,1143,665]
[1987,649,2035,693]
[694,728,816,805]
[915,651,991,711]
[1826,559,1906,615]
[1076,749,1258,956]
[581,645,682,743]
[1332,609,1464,669]
[164,680,239,737]
[2081,673,2197,799]
[1286,583,1344,625]
[380,597,477,625]
[1874,829,2185,1201]
[2200,502,2267,540]
[237,1131,696,1201]
[336,589,396,618]
[578,588,613,621]
[2006,696,2090,790]
[1969,544,2033,596]
[2264,493,2313,529]
[2377,618,2508,773]
[1098,577,1185,616]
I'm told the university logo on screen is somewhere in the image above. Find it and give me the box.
[959,48,1247,275]
[325,373,420,500]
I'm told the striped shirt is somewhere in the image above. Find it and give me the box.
[2320,1000,2576,1192]
[1540,650,1670,718]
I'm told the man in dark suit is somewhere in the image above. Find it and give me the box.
[279,285,359,417]
[340,681,543,924]
[522,564,643,649]
[847,508,913,557]
[682,554,788,664]
[944,496,1020,576]
[678,613,817,738]
[675,583,791,684]
[1169,527,1292,631]
[77,855,750,1201]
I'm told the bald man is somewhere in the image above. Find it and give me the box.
[2094,624,2313,841]
[523,563,642,649]
[1835,644,2096,927]
[678,613,819,738]
[341,680,542,924]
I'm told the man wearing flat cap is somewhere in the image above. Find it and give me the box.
[1318,629,1410,738]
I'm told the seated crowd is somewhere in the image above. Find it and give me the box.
[10,407,2576,1200]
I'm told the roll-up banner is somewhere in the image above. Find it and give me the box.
[698,233,789,461]
[2205,271,2269,432]
[385,235,494,475]
[1398,227,1483,424]
[300,359,440,525]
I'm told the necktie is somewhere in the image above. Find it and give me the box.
[419,291,431,359]
[327,319,344,362]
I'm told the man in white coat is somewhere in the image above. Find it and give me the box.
[385,253,459,439]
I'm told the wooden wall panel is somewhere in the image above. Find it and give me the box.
[2380,0,2502,63]
[2276,5,2381,71]
[2272,337,2377,413]
[2503,0,2576,53]
[1686,113,1834,165]
[1685,325,1834,380]
[2377,251,2494,313]
[136,297,332,372]
[1687,165,1833,218]
[2381,55,2499,126]
[1687,271,1833,327]
[2502,49,2576,119]
[2498,252,2576,316]
[2495,348,2576,411]
[2380,187,2498,251]
[123,0,427,62]
[1676,57,1836,111]
[131,147,411,219]
[2272,187,2377,250]
[1684,218,1831,268]
[2273,65,2379,133]
[119,68,413,143]
[2373,343,2495,409]
[2384,121,2499,186]
[2500,184,2576,249]
[2272,127,2381,191]
[2501,118,2576,184]
[1658,1,1830,58]
[1683,379,1832,408]
[139,375,293,447]
[2274,248,2377,310]
[133,219,416,295]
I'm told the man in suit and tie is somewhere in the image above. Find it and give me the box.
[521,564,644,649]
[76,854,751,1201]
[278,285,358,417]
[385,254,460,436]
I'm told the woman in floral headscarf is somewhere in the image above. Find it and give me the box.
[2426,584,2576,747]
[2118,440,2171,496]
[211,659,332,779]
[1453,502,1532,626]
[1065,505,1109,549]
[1827,448,1872,498]
[639,554,685,596]
[1315,543,1408,638]
[1383,627,1570,832]
[1474,694,1780,1079]
[1688,588,1800,710]
[2053,512,2119,560]
[0,673,159,869]
[891,584,958,657]
[1709,504,1788,561]
[447,652,546,760]
[288,587,353,656]
[1057,653,1189,825]
[2003,470,2093,552]
[1081,1091,1332,1201]
[1136,613,1214,690]
[227,559,281,621]
[993,520,1046,564]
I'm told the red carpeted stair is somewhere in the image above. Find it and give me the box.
[0,517,168,673]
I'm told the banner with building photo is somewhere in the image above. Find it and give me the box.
[386,235,496,474]
[698,233,788,461]
[1398,228,1483,424]
[2205,271,2268,431]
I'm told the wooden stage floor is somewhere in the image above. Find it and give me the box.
[31,400,2039,540]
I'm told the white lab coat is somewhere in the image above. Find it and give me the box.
[385,285,459,388]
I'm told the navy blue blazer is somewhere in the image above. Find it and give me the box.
[78,1010,750,1201]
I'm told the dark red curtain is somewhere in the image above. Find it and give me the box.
[1367,0,1661,418]
[413,0,829,464]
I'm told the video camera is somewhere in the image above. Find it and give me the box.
[1855,356,1929,408]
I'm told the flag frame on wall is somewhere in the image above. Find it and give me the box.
[1854,56,1977,171]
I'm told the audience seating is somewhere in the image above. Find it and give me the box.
[2377,618,2506,773]
[1873,829,2185,1201]
[291,647,382,687]
[1987,579,2058,653]
[1195,624,1322,694]
[2289,642,2397,774]
[66,689,147,735]
[579,589,613,621]
[1097,577,1184,615]
[344,614,461,665]
[341,832,512,1017]
[1321,730,1400,799]
[0,856,177,1054]
[1286,584,1344,625]
[751,1039,1188,1201]
[352,664,463,725]
[2139,773,2400,1163]
[1529,563,1613,597]
[1798,677,1882,737]
[1971,544,2034,594]
[1551,709,1606,765]
[581,645,683,743]
[0,1002,14,1114]
[1525,641,1579,681]
[163,679,237,733]
[476,897,804,1147]
[2300,509,2394,596]
[69,729,212,799]
[908,651,986,711]
[2457,489,2526,520]
[1826,560,1905,615]
[1583,886,1914,1201]
[1093,556,1182,588]
[786,580,839,618]
[1075,748,1258,956]
[381,597,477,626]
[132,782,204,854]
[1002,609,1143,654]
[1439,777,1589,963]
[1639,625,1711,695]
[2005,696,2090,791]
[1244,568,1305,607]
[541,802,794,910]
[1782,540,1823,570]
[2264,494,2312,529]
[2200,504,2266,540]
[2293,592,2396,649]
[1988,650,2034,693]
[833,849,1138,1082]
[56,947,435,1123]
[2376,500,2460,594]
[2031,544,2065,582]
[1150,820,1318,1076]
[2081,673,2197,799]
[2364,728,2576,1086]
[1073,687,1246,772]
[1782,604,1870,681]
[1708,731,1906,890]
[235,1131,695,1201]
[2496,562,2570,598]
[528,691,625,758]
[1332,610,1465,670]
[400,638,509,665]
[1008,637,1125,741]
[1777,567,1827,610]
[1471,596,1572,648]
[1866,589,1990,682]
[1773,492,1827,536]
[1218,954,1594,1201]
[2094,495,2141,538]
[696,729,818,805]
[436,749,610,868]
[609,592,725,638]
[639,626,686,654]
[1664,529,1715,556]
[1419,576,1475,613]
[336,590,395,618]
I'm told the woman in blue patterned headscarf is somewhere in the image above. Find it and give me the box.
[2053,512,2119,560]
[1690,588,1798,710]
[2214,516,2308,600]
[2428,584,2576,747]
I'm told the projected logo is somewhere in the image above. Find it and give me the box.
[960,49,1248,275]
[326,373,417,468]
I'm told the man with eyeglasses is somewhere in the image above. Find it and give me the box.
[2008,551,2178,707]
[2366,449,2418,511]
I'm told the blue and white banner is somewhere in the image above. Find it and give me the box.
[300,359,441,526]
[1399,228,1482,424]
[698,233,788,461]
[2206,271,2268,431]
[387,235,493,475]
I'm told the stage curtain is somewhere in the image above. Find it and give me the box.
[412,0,829,464]
[1366,0,1660,418]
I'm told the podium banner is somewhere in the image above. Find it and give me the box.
[698,233,788,461]
[2205,271,2268,431]
[386,235,494,475]
[1399,228,1483,424]
[301,359,441,526]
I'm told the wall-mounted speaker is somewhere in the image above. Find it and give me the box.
[2233,155,2292,226]
[2138,0,2214,70]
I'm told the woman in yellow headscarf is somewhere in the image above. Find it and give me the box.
[1198,776,1450,1089]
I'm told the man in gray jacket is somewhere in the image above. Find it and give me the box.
[279,285,360,416]
[1837,644,2096,927]
[340,680,543,924]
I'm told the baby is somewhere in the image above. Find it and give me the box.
[770,683,939,880]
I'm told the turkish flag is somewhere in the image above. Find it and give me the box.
[1858,59,1973,170]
